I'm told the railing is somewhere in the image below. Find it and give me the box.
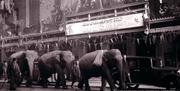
[0,30,65,48]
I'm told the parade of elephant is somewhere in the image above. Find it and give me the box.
[3,49,128,91]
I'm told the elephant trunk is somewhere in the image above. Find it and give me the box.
[69,60,81,87]
[116,55,126,89]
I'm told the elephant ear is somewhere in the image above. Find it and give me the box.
[110,49,123,61]
[60,51,75,64]
[102,49,122,62]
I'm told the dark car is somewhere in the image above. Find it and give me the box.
[124,56,180,89]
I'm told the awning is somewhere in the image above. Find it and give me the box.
[150,25,180,33]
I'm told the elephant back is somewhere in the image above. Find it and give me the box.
[10,51,25,59]
[40,50,62,62]
[40,50,75,64]
[78,50,98,62]
[78,50,101,69]
[61,51,75,64]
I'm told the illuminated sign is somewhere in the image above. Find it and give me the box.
[66,13,144,35]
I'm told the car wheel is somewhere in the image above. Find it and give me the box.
[127,84,139,89]
[166,79,179,90]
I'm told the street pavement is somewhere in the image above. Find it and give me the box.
[0,78,166,91]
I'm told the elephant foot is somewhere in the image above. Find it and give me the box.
[9,84,17,90]
[17,83,21,87]
[9,87,16,90]
[100,88,104,91]
[78,84,83,89]
[42,84,48,88]
[43,86,48,88]
[85,87,91,91]
[26,84,32,87]
[26,82,32,87]
[62,85,68,89]
[71,81,75,88]
[55,85,60,89]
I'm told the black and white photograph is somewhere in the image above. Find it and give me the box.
[0,0,180,91]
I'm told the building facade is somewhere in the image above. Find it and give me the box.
[0,0,180,67]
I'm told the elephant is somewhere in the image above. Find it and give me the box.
[71,49,127,91]
[7,50,39,90]
[37,50,75,88]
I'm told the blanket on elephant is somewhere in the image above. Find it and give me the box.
[78,50,107,67]
[93,50,107,66]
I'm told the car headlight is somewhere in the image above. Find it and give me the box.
[177,69,180,75]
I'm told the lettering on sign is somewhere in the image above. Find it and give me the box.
[66,13,144,35]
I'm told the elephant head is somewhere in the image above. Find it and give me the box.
[60,51,75,64]
[7,50,39,90]
[103,49,126,89]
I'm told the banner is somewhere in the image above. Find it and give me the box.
[66,13,144,35]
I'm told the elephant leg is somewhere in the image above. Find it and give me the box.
[84,78,90,90]
[41,77,48,88]
[71,75,77,88]
[23,71,32,87]
[102,63,116,91]
[26,77,32,87]
[16,74,23,87]
[78,78,84,89]
[54,64,67,89]
[100,77,106,91]
[9,77,17,90]
[116,60,126,89]
[55,75,61,88]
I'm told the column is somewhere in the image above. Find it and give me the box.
[26,0,30,27]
